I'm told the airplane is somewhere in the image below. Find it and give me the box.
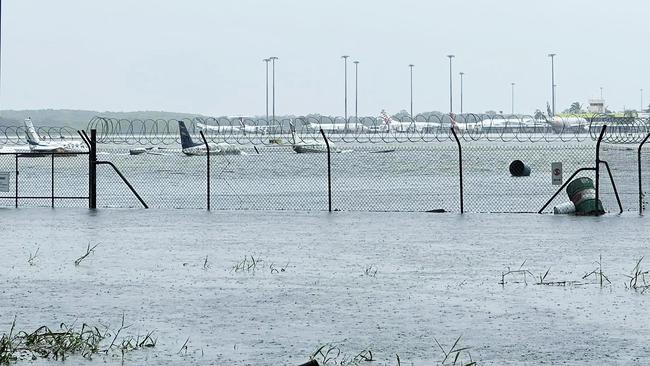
[178,121,243,155]
[289,121,339,153]
[377,110,439,133]
[24,118,88,153]
[239,118,272,135]
[547,116,589,132]
[197,117,273,135]
[302,119,367,133]
[195,121,240,134]
[0,145,33,154]
[377,110,412,132]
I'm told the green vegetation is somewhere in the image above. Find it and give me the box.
[0,315,155,365]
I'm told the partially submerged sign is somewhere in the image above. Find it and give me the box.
[0,172,9,192]
[552,162,562,185]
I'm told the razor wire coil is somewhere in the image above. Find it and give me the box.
[0,114,647,145]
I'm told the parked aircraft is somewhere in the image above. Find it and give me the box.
[239,118,272,135]
[179,121,243,155]
[302,120,367,133]
[24,118,88,153]
[289,122,338,153]
[196,118,273,135]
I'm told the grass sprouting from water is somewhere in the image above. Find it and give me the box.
[74,243,100,266]
[0,315,155,365]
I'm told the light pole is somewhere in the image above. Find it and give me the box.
[269,56,278,122]
[263,58,270,122]
[548,53,556,116]
[447,55,455,114]
[459,72,464,114]
[511,82,515,115]
[641,88,644,111]
[341,55,349,121]
[600,86,603,100]
[354,60,359,120]
[409,64,414,117]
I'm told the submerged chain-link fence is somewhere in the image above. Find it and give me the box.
[0,153,89,208]
[0,114,649,213]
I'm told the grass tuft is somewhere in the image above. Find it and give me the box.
[74,243,99,266]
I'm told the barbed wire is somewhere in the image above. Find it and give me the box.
[0,114,647,145]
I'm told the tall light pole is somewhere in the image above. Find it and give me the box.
[409,64,414,117]
[341,55,349,121]
[459,72,464,114]
[641,88,644,111]
[447,55,455,114]
[511,82,515,115]
[548,53,556,116]
[263,58,270,122]
[269,56,278,122]
[600,86,603,100]
[354,60,359,120]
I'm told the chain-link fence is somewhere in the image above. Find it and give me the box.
[0,153,89,208]
[0,114,649,213]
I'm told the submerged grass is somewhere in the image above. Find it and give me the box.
[0,315,155,365]
[74,243,100,266]
[582,254,611,287]
[434,336,476,366]
[27,247,39,266]
[231,255,289,274]
[310,338,476,366]
[624,256,650,293]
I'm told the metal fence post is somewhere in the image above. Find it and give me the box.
[595,125,607,208]
[51,154,55,208]
[89,129,97,209]
[200,130,210,211]
[14,155,18,208]
[320,128,332,212]
[450,127,464,213]
[638,132,650,215]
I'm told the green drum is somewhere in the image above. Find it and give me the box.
[566,177,604,215]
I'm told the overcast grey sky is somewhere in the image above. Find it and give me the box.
[2,0,648,116]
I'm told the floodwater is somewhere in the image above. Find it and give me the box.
[1,208,650,365]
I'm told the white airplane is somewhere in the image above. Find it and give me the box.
[195,121,240,134]
[548,116,589,132]
[450,114,483,133]
[24,118,87,153]
[289,122,339,153]
[377,110,439,133]
[377,110,412,132]
[239,118,272,135]
[0,145,33,154]
[302,120,367,133]
[179,121,243,156]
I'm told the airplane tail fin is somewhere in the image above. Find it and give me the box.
[24,118,41,145]
[178,121,201,149]
[379,110,392,125]
[289,121,297,144]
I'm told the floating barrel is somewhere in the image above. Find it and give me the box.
[566,177,604,215]
[509,160,531,176]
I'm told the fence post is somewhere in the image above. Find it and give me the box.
[51,154,55,208]
[89,129,97,209]
[638,132,650,215]
[450,127,464,213]
[200,130,210,211]
[14,155,18,208]
[320,128,332,212]
[595,125,607,208]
